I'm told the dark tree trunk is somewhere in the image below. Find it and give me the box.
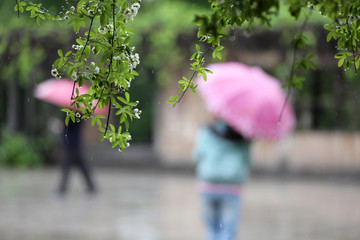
[6,80,19,132]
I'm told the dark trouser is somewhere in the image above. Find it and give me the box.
[58,147,96,194]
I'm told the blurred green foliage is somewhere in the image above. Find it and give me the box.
[0,1,72,86]
[0,129,42,168]
[129,0,211,86]
[0,0,72,166]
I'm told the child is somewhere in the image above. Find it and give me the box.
[193,120,251,240]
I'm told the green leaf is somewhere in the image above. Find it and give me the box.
[96,119,102,128]
[338,58,345,67]
[110,123,116,132]
[76,38,85,46]
[216,52,222,60]
[125,92,130,102]
[36,16,42,26]
[65,115,70,126]
[77,0,87,8]
[215,46,224,51]
[196,44,200,52]
[58,49,63,57]
[203,73,207,81]
[326,32,333,42]
[61,108,71,113]
[117,96,128,104]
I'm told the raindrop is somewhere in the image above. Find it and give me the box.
[151,69,154,74]
[229,35,236,41]
[27,98,30,102]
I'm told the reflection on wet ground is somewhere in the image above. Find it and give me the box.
[0,168,359,240]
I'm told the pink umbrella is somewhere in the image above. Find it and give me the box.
[34,78,108,115]
[197,62,296,140]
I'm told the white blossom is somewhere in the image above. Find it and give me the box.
[123,2,141,21]
[51,68,61,79]
[51,68,58,76]
[129,53,140,69]
[134,108,142,119]
[98,24,114,34]
[94,67,100,74]
[88,9,94,16]
[132,3,141,10]
[72,44,83,51]
[98,26,106,34]
[106,23,114,32]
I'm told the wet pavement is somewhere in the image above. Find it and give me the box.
[0,167,359,240]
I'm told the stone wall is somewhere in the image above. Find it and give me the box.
[251,131,360,174]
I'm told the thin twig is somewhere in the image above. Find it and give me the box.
[71,16,95,99]
[278,13,311,123]
[176,46,212,104]
[103,0,116,135]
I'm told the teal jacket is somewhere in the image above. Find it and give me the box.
[193,125,251,185]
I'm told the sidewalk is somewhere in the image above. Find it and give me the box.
[0,168,359,240]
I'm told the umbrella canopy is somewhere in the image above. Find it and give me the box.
[34,78,108,115]
[197,62,296,140]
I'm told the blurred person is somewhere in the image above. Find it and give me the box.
[56,117,96,197]
[193,120,251,240]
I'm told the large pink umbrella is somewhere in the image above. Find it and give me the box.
[34,78,108,115]
[197,62,296,140]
